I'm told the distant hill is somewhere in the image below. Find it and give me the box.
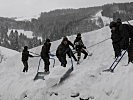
[0,2,133,51]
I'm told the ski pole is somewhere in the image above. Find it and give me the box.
[111,50,127,72]
[70,57,74,69]
[29,51,40,56]
[85,48,92,56]
[33,56,41,57]
[37,58,42,72]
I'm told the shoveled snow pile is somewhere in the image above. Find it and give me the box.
[0,21,133,100]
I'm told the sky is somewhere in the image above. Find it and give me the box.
[0,0,132,17]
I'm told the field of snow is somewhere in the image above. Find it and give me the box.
[0,20,133,100]
[0,46,19,58]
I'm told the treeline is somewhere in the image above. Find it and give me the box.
[0,2,133,51]
[37,7,103,41]
[0,26,41,51]
[0,7,102,42]
[13,2,133,41]
[14,7,102,41]
[101,2,133,21]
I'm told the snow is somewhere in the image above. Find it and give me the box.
[7,29,34,38]
[0,21,133,100]
[7,29,42,40]
[92,10,113,26]
[0,46,19,58]
[15,14,40,21]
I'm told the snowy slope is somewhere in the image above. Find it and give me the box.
[0,46,19,64]
[0,46,19,58]
[0,21,133,100]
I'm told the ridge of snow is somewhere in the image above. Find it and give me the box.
[0,46,19,58]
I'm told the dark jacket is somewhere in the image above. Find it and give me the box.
[41,42,51,59]
[74,37,86,50]
[111,29,122,43]
[67,40,74,49]
[56,42,68,57]
[22,50,33,61]
[118,24,133,50]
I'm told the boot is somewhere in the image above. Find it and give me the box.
[77,56,80,64]
[83,54,88,59]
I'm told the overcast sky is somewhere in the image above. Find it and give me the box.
[0,0,132,17]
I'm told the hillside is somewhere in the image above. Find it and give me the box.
[0,20,133,100]
[0,2,133,52]
[0,2,132,42]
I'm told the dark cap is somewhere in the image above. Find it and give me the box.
[63,36,68,40]
[109,21,117,29]
[24,46,28,50]
[117,18,121,23]
[46,38,50,42]
[63,37,68,42]
[77,33,81,37]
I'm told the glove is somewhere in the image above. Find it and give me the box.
[73,47,75,50]
[68,56,71,58]
[83,46,86,49]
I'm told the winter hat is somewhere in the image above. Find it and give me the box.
[46,38,50,42]
[77,33,81,37]
[116,18,122,26]
[109,21,117,29]
[24,46,28,50]
[63,36,68,41]
[63,37,68,41]
[117,18,121,23]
